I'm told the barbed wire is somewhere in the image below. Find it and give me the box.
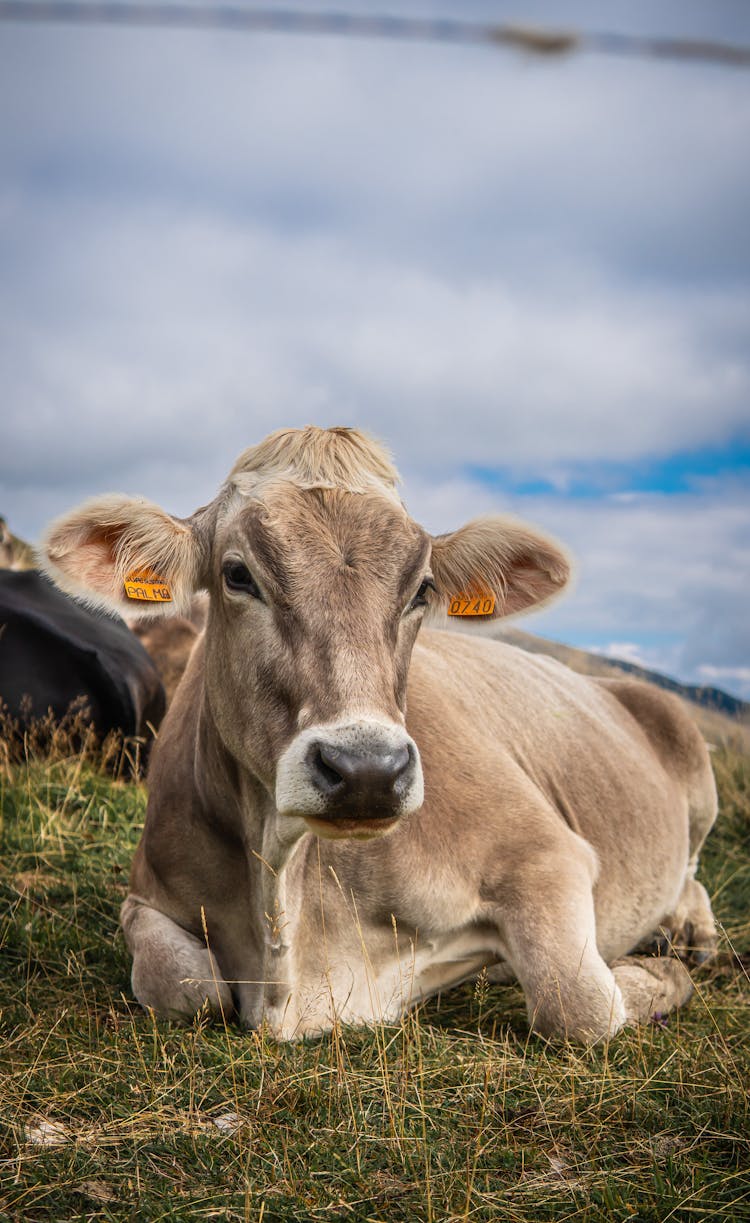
[1,2,749,69]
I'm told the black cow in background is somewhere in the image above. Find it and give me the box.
[0,570,165,763]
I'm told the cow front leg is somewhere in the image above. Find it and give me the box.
[497,852,692,1043]
[121,895,234,1022]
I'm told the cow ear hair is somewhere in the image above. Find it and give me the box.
[40,495,207,617]
[425,515,571,625]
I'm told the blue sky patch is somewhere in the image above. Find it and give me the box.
[467,439,750,499]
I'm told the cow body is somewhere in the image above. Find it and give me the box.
[43,427,717,1041]
[0,569,165,747]
[122,628,715,1040]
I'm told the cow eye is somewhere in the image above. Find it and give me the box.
[409,578,435,612]
[223,561,262,599]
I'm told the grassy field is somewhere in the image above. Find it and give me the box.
[1,741,748,1222]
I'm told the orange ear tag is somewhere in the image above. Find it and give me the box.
[124,569,172,603]
[447,592,496,617]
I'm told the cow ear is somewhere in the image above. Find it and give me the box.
[41,495,205,617]
[427,516,571,625]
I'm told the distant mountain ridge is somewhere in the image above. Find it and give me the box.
[574,655,748,719]
[489,625,750,725]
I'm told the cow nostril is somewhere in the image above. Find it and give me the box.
[313,745,346,791]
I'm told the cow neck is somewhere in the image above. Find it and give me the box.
[195,684,307,1017]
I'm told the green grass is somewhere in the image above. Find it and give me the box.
[1,747,749,1222]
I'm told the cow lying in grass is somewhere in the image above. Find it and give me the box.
[42,426,717,1042]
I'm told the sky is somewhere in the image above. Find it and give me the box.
[1,1,749,696]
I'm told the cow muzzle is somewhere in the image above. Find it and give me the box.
[275,717,424,838]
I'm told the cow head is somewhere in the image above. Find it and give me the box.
[42,427,570,839]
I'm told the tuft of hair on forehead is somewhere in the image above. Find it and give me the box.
[228,426,401,501]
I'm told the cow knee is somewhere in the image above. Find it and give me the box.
[529,955,694,1041]
[131,942,234,1023]
[121,897,234,1022]
[525,966,628,1044]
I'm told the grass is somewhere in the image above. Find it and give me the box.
[0,743,749,1222]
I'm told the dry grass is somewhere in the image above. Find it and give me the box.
[0,703,151,781]
[1,741,748,1222]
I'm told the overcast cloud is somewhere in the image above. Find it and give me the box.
[1,1,748,696]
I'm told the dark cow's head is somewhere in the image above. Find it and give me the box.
[42,427,570,838]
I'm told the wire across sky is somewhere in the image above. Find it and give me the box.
[1,2,749,69]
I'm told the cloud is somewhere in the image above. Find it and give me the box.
[1,205,748,521]
[2,6,749,284]
[0,3,748,700]
[586,641,653,667]
[697,665,750,700]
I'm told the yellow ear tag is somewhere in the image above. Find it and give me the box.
[124,569,172,603]
[447,592,496,617]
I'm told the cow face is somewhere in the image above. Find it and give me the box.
[42,427,570,839]
[204,484,430,838]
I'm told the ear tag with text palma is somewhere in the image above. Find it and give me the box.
[124,569,172,603]
[447,592,496,618]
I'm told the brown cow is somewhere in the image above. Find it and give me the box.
[41,427,717,1042]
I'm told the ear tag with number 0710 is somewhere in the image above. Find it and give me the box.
[124,569,172,603]
[447,593,496,617]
